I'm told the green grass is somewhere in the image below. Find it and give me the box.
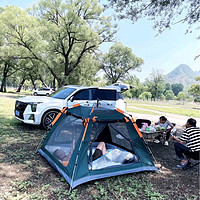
[126,100,200,118]
[126,99,200,109]
[0,93,199,200]
[126,107,158,115]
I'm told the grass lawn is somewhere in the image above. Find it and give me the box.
[0,93,199,200]
[126,100,200,118]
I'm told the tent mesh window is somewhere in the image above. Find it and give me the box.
[88,122,138,170]
[91,122,133,152]
[45,115,84,162]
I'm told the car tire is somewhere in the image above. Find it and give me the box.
[33,92,37,96]
[41,110,60,130]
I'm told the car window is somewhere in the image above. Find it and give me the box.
[117,92,123,100]
[73,89,90,100]
[92,89,117,100]
[50,87,76,99]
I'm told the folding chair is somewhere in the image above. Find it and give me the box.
[182,151,200,170]
[136,119,151,129]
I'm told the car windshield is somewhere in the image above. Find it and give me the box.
[49,87,76,99]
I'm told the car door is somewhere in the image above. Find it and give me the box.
[69,89,92,107]
[91,88,117,109]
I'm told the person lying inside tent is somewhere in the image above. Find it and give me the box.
[92,142,107,161]
[90,142,139,170]
[53,140,76,166]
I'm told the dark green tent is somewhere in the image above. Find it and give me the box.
[39,105,157,189]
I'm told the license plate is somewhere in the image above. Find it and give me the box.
[15,110,20,117]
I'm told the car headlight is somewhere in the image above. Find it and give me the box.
[29,102,42,112]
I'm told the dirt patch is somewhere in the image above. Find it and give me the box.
[147,141,199,199]
[0,124,199,200]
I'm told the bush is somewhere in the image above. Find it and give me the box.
[194,96,200,102]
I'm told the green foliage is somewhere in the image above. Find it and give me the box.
[124,75,146,99]
[194,96,200,102]
[195,76,200,82]
[171,83,184,96]
[145,69,165,100]
[177,91,187,104]
[0,0,117,90]
[92,175,165,200]
[188,83,200,97]
[101,43,143,84]
[139,91,152,101]
[106,0,200,35]
[165,90,174,100]
[165,83,171,91]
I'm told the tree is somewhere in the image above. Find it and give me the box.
[165,90,174,100]
[195,76,200,82]
[145,69,165,101]
[165,83,171,91]
[188,84,200,97]
[0,1,117,90]
[188,78,200,97]
[0,57,19,92]
[101,43,143,84]
[171,83,184,96]
[139,92,152,101]
[0,6,46,92]
[124,75,146,99]
[177,91,187,104]
[34,0,117,87]
[106,0,200,34]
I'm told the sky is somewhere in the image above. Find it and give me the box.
[1,0,200,81]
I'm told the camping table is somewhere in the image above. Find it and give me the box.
[140,130,166,143]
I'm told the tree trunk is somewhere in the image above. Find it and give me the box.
[30,75,37,90]
[0,77,7,92]
[16,78,25,92]
[0,63,9,92]
[39,76,48,87]
[52,77,56,90]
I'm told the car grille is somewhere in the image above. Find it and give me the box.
[15,101,28,119]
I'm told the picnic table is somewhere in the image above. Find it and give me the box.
[140,129,166,143]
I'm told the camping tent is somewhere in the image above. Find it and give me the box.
[39,105,157,189]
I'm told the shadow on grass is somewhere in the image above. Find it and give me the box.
[0,117,199,200]
[0,116,71,199]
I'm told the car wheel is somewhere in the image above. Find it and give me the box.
[33,92,37,96]
[41,110,59,130]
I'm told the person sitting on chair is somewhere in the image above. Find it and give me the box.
[172,118,200,168]
[154,116,174,146]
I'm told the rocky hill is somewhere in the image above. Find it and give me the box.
[166,64,200,86]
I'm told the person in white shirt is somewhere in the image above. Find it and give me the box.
[154,116,174,146]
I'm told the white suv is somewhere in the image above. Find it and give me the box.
[14,85,127,129]
[33,88,54,96]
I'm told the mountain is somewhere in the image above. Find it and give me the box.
[166,64,200,86]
